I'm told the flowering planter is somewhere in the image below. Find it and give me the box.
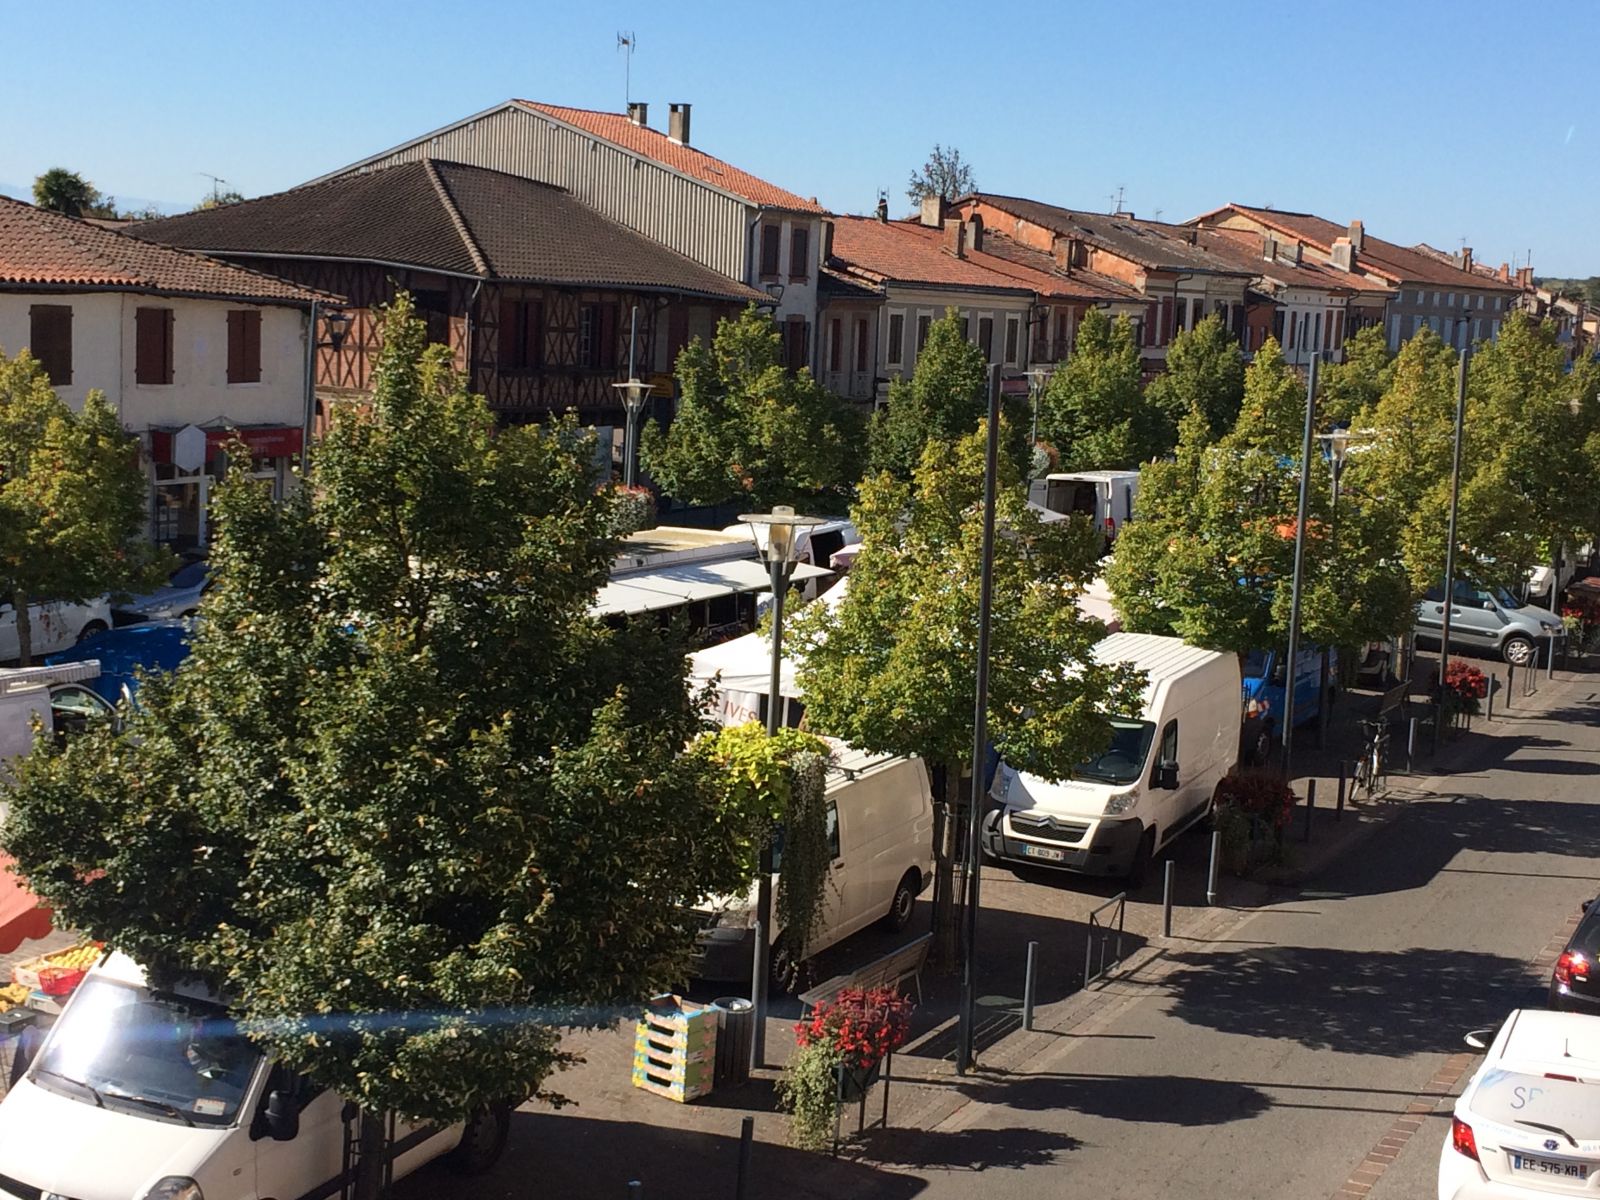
[836,1059,882,1103]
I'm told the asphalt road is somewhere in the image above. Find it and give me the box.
[861,679,1600,1199]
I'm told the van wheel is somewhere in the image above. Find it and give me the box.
[1126,827,1156,888]
[76,620,108,644]
[448,1102,511,1174]
[883,870,920,932]
[769,937,809,995]
[1502,636,1535,666]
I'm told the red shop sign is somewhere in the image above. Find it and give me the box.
[150,425,303,463]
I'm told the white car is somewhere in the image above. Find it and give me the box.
[1439,1008,1600,1198]
[0,596,110,664]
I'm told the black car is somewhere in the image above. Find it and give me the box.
[1549,897,1600,1013]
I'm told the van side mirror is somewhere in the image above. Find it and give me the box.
[1153,763,1180,790]
[1270,661,1287,686]
[265,1090,299,1141]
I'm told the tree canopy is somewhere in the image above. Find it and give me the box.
[1038,309,1161,470]
[640,305,862,512]
[867,309,988,479]
[1144,312,1244,444]
[32,168,116,219]
[906,144,977,205]
[0,348,168,663]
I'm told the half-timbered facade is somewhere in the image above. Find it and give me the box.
[131,159,769,429]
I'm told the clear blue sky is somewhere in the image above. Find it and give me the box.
[6,0,1596,274]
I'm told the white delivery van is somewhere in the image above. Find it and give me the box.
[983,633,1240,884]
[0,662,113,771]
[0,953,508,1199]
[695,740,935,989]
[1027,471,1140,548]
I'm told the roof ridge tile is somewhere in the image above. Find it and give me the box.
[423,159,492,277]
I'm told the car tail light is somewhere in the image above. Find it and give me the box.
[1555,950,1590,987]
[1452,1116,1479,1161]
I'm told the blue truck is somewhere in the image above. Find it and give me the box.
[1240,643,1337,765]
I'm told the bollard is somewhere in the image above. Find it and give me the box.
[1206,829,1221,906]
[1407,716,1417,774]
[1023,940,1038,1031]
[749,919,764,1066]
[1302,779,1315,843]
[1336,762,1346,821]
[1548,634,1556,681]
[628,1182,643,1200]
[1506,662,1514,705]
[735,1117,754,1200]
[1162,860,1175,938]
[1486,672,1494,721]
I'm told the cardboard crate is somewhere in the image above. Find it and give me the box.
[630,994,718,1103]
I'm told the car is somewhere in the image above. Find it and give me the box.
[113,557,210,624]
[45,619,193,704]
[1414,580,1563,668]
[0,596,111,665]
[1439,1008,1600,1199]
[1549,897,1599,1014]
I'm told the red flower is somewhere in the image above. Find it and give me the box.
[794,986,914,1068]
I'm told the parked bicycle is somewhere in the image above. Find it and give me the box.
[1354,717,1389,800]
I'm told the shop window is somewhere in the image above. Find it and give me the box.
[226,310,262,384]
[136,307,174,385]
[28,305,71,385]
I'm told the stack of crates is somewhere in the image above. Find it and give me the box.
[631,994,718,1102]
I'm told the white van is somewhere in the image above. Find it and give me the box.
[0,953,508,1199]
[0,596,111,664]
[695,741,935,988]
[0,662,114,769]
[1027,471,1140,547]
[983,633,1241,884]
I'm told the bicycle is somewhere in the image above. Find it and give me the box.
[1353,717,1389,800]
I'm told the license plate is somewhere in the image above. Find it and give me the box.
[1021,844,1066,862]
[1510,1152,1590,1181]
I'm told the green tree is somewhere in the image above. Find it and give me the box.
[1226,336,1304,453]
[194,188,245,210]
[0,349,168,663]
[640,305,862,511]
[1039,309,1159,469]
[1317,324,1393,428]
[1145,312,1244,443]
[31,167,115,218]
[906,144,977,205]
[791,425,1143,965]
[2,294,757,1197]
[867,309,988,479]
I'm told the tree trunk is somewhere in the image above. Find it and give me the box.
[13,590,31,668]
[929,762,961,971]
[351,1109,389,1200]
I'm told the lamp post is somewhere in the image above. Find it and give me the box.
[611,305,655,488]
[1023,367,1051,449]
[301,304,352,456]
[1435,313,1473,750]
[1280,355,1319,776]
[1314,424,1353,747]
[738,503,825,1067]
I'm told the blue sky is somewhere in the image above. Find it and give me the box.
[6,0,1596,274]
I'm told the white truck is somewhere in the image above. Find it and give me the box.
[983,633,1240,884]
[1027,471,1140,550]
[0,662,112,771]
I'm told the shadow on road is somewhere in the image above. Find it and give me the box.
[853,1123,1081,1171]
[953,1071,1274,1125]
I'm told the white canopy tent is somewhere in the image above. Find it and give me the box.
[592,558,833,618]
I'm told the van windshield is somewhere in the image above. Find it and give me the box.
[1073,718,1156,785]
[31,977,261,1126]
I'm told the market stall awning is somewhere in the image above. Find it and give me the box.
[0,855,52,955]
[592,559,832,617]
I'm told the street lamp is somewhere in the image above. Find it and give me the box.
[1023,367,1051,449]
[738,503,825,1067]
[610,377,654,488]
[1314,424,1356,746]
[1435,313,1473,750]
[1279,355,1321,776]
[1318,425,1353,511]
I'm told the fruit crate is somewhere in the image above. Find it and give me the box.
[631,995,718,1103]
[12,942,101,994]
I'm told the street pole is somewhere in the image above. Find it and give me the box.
[624,306,639,488]
[751,551,789,1068]
[957,364,1001,1076]
[1281,355,1319,777]
[1435,321,1471,752]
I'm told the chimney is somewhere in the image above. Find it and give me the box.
[1329,237,1354,272]
[1263,231,1279,261]
[919,194,947,228]
[944,218,967,259]
[1497,262,1510,282]
[627,101,649,127]
[822,219,834,261]
[668,102,691,145]
[966,212,984,252]
[875,194,889,223]
[1348,219,1364,252]
[1460,246,1473,273]
[1518,265,1534,289]
[1286,240,1302,266]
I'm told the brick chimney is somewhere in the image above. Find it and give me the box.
[1286,240,1302,265]
[668,102,691,145]
[920,194,947,228]
[875,194,889,223]
[944,218,967,259]
[966,212,984,252]
[1263,231,1279,261]
[822,219,834,261]
[1348,219,1364,252]
[627,101,649,127]
[1329,237,1354,272]
[1496,262,1511,282]
[1459,246,1474,273]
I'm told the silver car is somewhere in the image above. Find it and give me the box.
[1413,580,1563,666]
[112,558,210,625]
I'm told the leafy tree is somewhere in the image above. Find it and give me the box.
[195,188,245,211]
[791,426,1142,966]
[1317,324,1392,427]
[1039,308,1160,469]
[1145,313,1244,443]
[1226,336,1304,452]
[0,349,168,663]
[640,305,862,512]
[2,294,757,1198]
[906,143,977,205]
[868,308,987,479]
[31,167,115,218]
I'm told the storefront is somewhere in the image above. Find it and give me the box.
[145,424,303,550]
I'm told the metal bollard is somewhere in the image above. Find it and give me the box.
[1206,829,1221,906]
[1023,940,1038,1031]
[1486,673,1494,721]
[1302,779,1315,843]
[1162,860,1175,938]
[736,1117,754,1200]
[1407,716,1417,773]
[1548,634,1556,681]
[1506,662,1514,704]
[628,1182,643,1200]
[749,919,764,1065]
[1335,762,1346,821]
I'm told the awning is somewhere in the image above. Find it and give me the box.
[0,855,52,955]
[148,425,303,463]
[593,559,832,617]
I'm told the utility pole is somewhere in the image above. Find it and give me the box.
[1434,314,1472,751]
[1280,355,1319,777]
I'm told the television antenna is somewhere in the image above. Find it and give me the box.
[617,32,637,105]
[196,172,230,204]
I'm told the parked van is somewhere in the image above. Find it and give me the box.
[983,633,1240,884]
[0,953,508,1199]
[0,596,111,665]
[1027,471,1140,549]
[1413,580,1564,666]
[0,662,113,769]
[1239,643,1337,765]
[695,740,934,988]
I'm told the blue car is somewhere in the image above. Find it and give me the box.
[1240,644,1337,765]
[44,620,193,704]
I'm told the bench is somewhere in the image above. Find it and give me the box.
[798,932,932,1016]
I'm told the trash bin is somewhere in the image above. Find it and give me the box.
[712,997,753,1086]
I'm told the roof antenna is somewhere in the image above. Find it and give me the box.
[617,31,637,106]
[196,172,230,205]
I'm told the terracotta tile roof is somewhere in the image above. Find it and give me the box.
[830,217,1137,303]
[1216,205,1519,292]
[974,233,1145,302]
[819,266,883,300]
[130,160,769,306]
[516,102,826,215]
[968,194,1257,277]
[0,195,327,304]
[1200,227,1392,295]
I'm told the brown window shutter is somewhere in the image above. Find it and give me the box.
[161,308,174,383]
[499,298,521,368]
[244,311,261,382]
[29,306,72,385]
[829,318,842,371]
[227,311,243,383]
[136,308,158,383]
[790,228,809,281]
[856,318,869,372]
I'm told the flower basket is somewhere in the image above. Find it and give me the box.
[779,986,913,1151]
[836,1058,883,1103]
[1443,661,1487,717]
